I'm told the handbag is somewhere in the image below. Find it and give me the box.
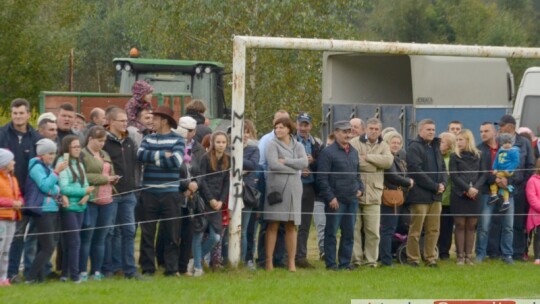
[23,161,48,217]
[189,193,208,233]
[382,187,404,208]
[266,176,289,206]
[243,183,260,208]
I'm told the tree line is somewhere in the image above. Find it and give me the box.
[2,0,540,133]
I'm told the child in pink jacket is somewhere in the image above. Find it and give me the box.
[526,158,540,265]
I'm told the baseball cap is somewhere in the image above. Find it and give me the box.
[297,112,312,124]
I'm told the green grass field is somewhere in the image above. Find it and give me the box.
[1,258,539,304]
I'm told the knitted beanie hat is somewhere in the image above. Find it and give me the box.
[36,138,58,156]
[0,148,14,168]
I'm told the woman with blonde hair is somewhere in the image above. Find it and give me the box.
[438,132,456,260]
[449,129,485,265]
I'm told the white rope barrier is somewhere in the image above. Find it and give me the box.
[2,166,535,237]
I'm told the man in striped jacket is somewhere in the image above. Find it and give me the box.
[137,106,185,276]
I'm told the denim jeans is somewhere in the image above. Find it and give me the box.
[7,215,31,278]
[192,225,221,269]
[241,208,252,262]
[324,201,358,269]
[476,194,514,260]
[313,201,326,255]
[79,202,116,274]
[103,193,137,276]
[61,211,84,281]
[245,207,259,262]
[379,204,402,266]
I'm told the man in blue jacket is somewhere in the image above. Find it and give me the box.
[0,98,41,282]
[317,120,364,270]
[495,114,535,263]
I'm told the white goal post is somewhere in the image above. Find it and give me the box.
[227,36,540,267]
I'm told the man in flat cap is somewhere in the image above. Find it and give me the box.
[317,120,364,270]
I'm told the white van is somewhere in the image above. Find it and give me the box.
[513,67,540,133]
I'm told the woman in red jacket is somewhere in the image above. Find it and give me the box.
[0,149,23,286]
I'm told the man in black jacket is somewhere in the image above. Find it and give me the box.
[406,119,447,267]
[102,107,144,279]
[1,99,42,282]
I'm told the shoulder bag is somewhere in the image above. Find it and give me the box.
[382,186,404,208]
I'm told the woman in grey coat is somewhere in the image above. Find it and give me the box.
[264,117,308,272]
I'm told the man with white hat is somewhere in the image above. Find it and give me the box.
[37,118,58,142]
[171,115,205,275]
[37,112,57,126]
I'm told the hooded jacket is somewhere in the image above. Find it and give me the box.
[27,157,60,213]
[126,80,153,130]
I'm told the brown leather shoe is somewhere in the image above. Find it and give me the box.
[295,258,315,269]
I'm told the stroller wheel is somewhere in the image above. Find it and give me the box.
[397,243,408,264]
[397,238,439,264]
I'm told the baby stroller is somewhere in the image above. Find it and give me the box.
[391,207,439,264]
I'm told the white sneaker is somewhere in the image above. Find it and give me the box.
[187,259,195,275]
[193,268,204,277]
[79,272,88,282]
[247,260,256,271]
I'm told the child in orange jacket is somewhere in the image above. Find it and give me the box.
[0,149,23,286]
